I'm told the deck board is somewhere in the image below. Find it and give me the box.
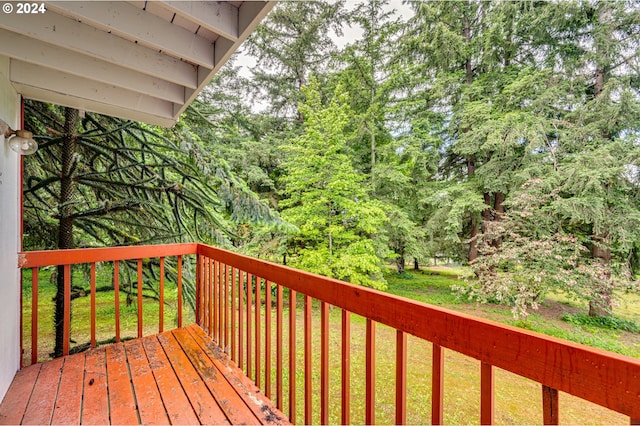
[51,353,85,425]
[141,335,200,425]
[21,357,63,425]
[187,324,288,425]
[0,364,41,425]
[81,348,109,425]
[0,325,288,425]
[157,331,230,425]
[173,327,260,424]
[105,343,139,425]
[124,339,169,425]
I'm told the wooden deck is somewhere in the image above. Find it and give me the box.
[0,324,288,425]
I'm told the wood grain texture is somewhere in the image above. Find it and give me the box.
[105,344,138,425]
[21,357,63,425]
[480,362,494,425]
[187,324,289,425]
[141,335,199,425]
[51,354,85,424]
[124,339,169,425]
[542,385,559,425]
[172,327,258,425]
[0,364,41,425]
[2,325,287,426]
[80,348,109,425]
[432,343,444,426]
[157,331,229,425]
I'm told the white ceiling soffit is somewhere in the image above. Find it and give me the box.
[0,1,274,127]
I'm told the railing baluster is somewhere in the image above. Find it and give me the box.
[366,318,376,425]
[216,260,221,342]
[321,301,329,425]
[90,262,96,347]
[289,289,297,424]
[239,270,244,370]
[211,259,216,339]
[276,284,283,410]
[203,258,207,332]
[231,266,237,362]
[159,257,164,333]
[204,258,209,333]
[256,277,262,389]
[481,362,494,425]
[177,255,183,328]
[114,261,121,343]
[342,310,351,425]
[63,264,71,356]
[265,280,272,398]
[31,268,38,365]
[247,273,253,379]
[542,385,559,425]
[137,259,143,338]
[432,343,444,425]
[225,263,229,351]
[304,294,312,425]
[195,255,200,327]
[396,330,407,425]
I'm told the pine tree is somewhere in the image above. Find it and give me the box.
[280,78,387,289]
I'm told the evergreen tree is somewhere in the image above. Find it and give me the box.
[23,100,281,355]
[280,79,387,289]
[246,0,346,122]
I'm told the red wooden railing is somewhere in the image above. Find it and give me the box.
[19,243,196,365]
[18,243,640,425]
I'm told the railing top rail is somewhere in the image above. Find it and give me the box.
[197,243,640,419]
[18,243,198,268]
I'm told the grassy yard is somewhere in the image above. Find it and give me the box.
[21,264,637,424]
[385,267,640,359]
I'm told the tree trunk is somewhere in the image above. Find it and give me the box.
[395,255,405,274]
[588,4,613,318]
[54,107,79,357]
[468,221,479,262]
[589,237,613,317]
[467,157,478,262]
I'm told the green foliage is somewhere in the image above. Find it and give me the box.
[562,313,640,334]
[23,101,283,250]
[280,79,388,289]
[458,179,640,318]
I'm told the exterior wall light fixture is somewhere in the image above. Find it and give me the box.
[1,118,38,155]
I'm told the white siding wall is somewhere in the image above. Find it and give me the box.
[0,54,21,402]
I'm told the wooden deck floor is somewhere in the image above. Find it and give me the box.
[0,324,288,425]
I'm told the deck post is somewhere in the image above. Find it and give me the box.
[480,362,494,425]
[542,385,559,425]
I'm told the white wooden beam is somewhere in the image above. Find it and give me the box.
[0,11,198,89]
[0,29,184,105]
[173,1,276,120]
[161,1,239,42]
[47,1,215,68]
[14,83,177,127]
[11,60,174,119]
[238,1,274,36]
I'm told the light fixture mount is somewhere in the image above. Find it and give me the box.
[1,119,38,155]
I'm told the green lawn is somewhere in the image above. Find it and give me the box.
[385,267,640,358]
[21,264,637,424]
